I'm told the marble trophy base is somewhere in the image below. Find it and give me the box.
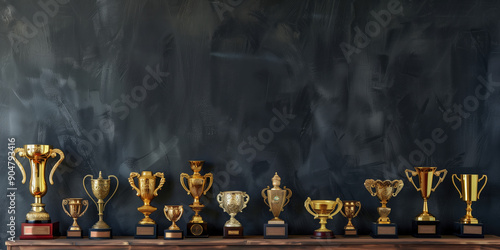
[455,222,484,238]
[186,222,208,238]
[263,221,288,239]
[135,224,157,239]
[66,229,82,238]
[412,220,441,238]
[224,226,244,238]
[371,223,398,238]
[311,231,334,239]
[20,222,60,240]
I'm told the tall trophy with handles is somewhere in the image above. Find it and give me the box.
[261,172,292,239]
[452,174,487,238]
[218,191,250,238]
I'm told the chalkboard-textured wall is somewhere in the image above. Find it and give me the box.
[1,0,500,239]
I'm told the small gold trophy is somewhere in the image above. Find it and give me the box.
[129,171,165,238]
[12,144,64,239]
[304,197,343,239]
[62,198,88,238]
[164,205,184,240]
[452,174,487,238]
[217,191,250,238]
[340,200,361,236]
[405,167,447,237]
[83,171,119,239]
[261,172,292,239]
[180,160,213,237]
[364,179,404,238]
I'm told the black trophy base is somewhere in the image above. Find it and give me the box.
[344,228,358,237]
[66,230,82,238]
[164,229,184,240]
[455,222,484,238]
[264,223,288,239]
[186,222,208,238]
[371,223,398,238]
[135,224,157,239]
[311,231,334,239]
[224,226,244,238]
[412,220,441,238]
[89,228,112,239]
[20,222,60,240]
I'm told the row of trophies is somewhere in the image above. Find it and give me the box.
[13,144,488,240]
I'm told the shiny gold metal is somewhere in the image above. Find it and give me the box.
[405,167,447,221]
[129,171,165,225]
[364,179,404,224]
[62,198,89,231]
[217,191,250,227]
[261,172,292,223]
[83,171,119,229]
[304,197,343,233]
[452,174,487,224]
[164,205,184,230]
[180,160,213,224]
[340,200,361,230]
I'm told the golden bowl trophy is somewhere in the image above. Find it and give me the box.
[405,167,447,237]
[304,197,343,239]
[164,205,184,240]
[452,174,487,238]
[62,198,89,238]
[83,171,119,239]
[340,200,361,236]
[364,179,404,238]
[217,191,250,238]
[129,171,165,238]
[180,160,213,237]
[261,172,292,239]
[12,144,65,239]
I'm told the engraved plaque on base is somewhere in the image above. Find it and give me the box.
[344,228,357,237]
[164,229,184,240]
[66,230,82,238]
[412,220,441,238]
[135,224,157,239]
[20,222,60,240]
[224,226,243,238]
[186,222,208,238]
[264,223,288,239]
[89,228,112,239]
[371,223,398,238]
[455,222,484,238]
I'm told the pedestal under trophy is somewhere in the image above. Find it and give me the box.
[261,172,292,239]
[452,174,487,238]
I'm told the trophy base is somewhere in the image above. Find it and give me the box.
[343,229,358,237]
[66,230,82,238]
[311,231,334,239]
[454,222,484,238]
[412,220,441,238]
[20,222,60,239]
[186,222,208,238]
[135,224,157,239]
[224,226,244,238]
[89,228,112,239]
[164,229,184,240]
[264,223,288,239]
[371,223,398,238]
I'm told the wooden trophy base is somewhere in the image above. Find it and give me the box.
[344,229,358,237]
[164,229,184,240]
[135,224,157,239]
[371,223,398,238]
[412,220,441,238]
[66,230,82,238]
[264,223,288,239]
[20,222,60,240]
[312,231,334,239]
[89,228,112,239]
[186,222,208,238]
[224,226,244,238]
[455,222,484,238]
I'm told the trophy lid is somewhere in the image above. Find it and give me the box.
[271,172,282,190]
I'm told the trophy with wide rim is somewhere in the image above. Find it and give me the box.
[304,197,343,239]
[164,205,184,240]
[340,200,361,236]
[452,174,487,238]
[261,172,292,239]
[62,198,88,238]
[217,191,250,238]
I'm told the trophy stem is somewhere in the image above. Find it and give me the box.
[422,198,429,214]
[461,201,478,224]
[345,218,355,230]
[316,216,331,232]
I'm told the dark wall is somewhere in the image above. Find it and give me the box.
[1,0,500,239]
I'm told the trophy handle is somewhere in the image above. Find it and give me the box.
[283,186,292,208]
[203,173,213,195]
[128,172,141,196]
[477,175,488,199]
[261,186,270,208]
[217,193,227,213]
[353,201,361,218]
[452,174,463,199]
[178,206,184,222]
[431,169,447,192]
[83,175,98,207]
[80,200,89,217]
[48,148,65,185]
[242,193,250,210]
[405,169,420,191]
[304,197,318,219]
[153,172,166,196]
[328,198,343,219]
[12,148,27,184]
[103,175,119,210]
[62,199,71,217]
[163,206,169,221]
[340,201,346,217]
[364,179,377,196]
[180,173,191,195]
[392,180,404,197]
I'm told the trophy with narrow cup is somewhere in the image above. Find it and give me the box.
[340,200,361,236]
[452,174,487,238]
[180,160,213,237]
[261,172,292,239]
[12,144,64,239]
[83,171,119,239]
[304,197,343,239]
[129,171,165,238]
[405,167,447,238]
[164,205,184,240]
[364,179,404,238]
[217,191,250,238]
[62,198,88,238]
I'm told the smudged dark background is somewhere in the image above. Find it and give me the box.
[1,0,499,239]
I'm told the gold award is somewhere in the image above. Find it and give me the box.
[340,200,361,233]
[261,172,292,223]
[164,205,184,230]
[405,167,447,221]
[364,179,404,224]
[452,174,487,224]
[62,198,89,231]
[180,160,213,224]
[83,171,119,229]
[217,191,250,227]
[304,197,342,238]
[129,171,165,224]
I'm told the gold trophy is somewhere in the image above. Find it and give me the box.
[304,197,343,239]
[452,174,487,237]
[261,172,292,239]
[180,160,213,237]
[129,171,165,238]
[217,191,250,238]
[164,205,184,240]
[62,198,89,238]
[340,200,361,236]
[405,167,447,237]
[364,179,404,238]
[83,171,119,239]
[12,144,64,239]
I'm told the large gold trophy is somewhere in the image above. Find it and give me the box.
[304,197,343,239]
[129,171,165,238]
[217,191,250,238]
[405,167,447,237]
[83,171,119,239]
[62,198,88,238]
[452,174,487,238]
[180,160,213,237]
[364,179,404,238]
[12,144,64,239]
[261,172,292,239]
[164,205,184,240]
[340,200,361,236]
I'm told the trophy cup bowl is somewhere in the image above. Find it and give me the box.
[129,171,165,225]
[164,205,184,230]
[217,191,250,227]
[452,174,487,224]
[83,171,119,230]
[364,179,404,224]
[304,197,343,238]
[340,200,361,231]
[62,198,89,231]
[405,167,447,221]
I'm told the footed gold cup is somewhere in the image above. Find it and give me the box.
[180,160,213,224]
[405,167,447,221]
[62,198,89,231]
[261,172,292,223]
[129,171,165,225]
[364,179,404,224]
[452,174,487,224]
[304,197,343,233]
[83,171,119,229]
[340,200,361,231]
[217,191,250,227]
[164,205,184,230]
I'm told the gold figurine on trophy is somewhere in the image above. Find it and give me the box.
[340,200,361,236]
[164,205,184,240]
[261,172,292,238]
[304,197,343,239]
[62,198,88,238]
[218,191,250,238]
[452,173,487,237]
